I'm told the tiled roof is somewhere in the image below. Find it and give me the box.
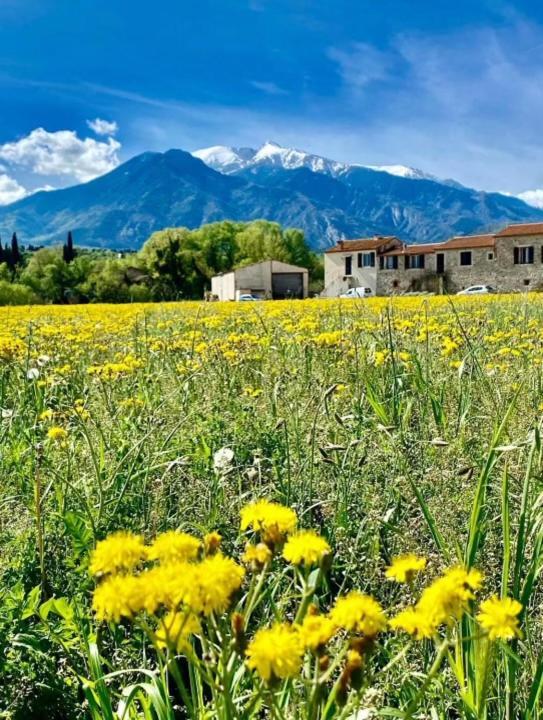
[382,243,445,256]
[494,222,543,237]
[325,236,401,253]
[441,234,495,249]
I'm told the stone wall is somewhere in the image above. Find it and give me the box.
[493,235,543,292]
[443,247,496,292]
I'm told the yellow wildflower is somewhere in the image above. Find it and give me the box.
[92,574,140,623]
[243,543,273,567]
[477,596,522,640]
[246,623,304,681]
[147,531,201,564]
[330,592,387,637]
[417,566,483,626]
[282,530,331,566]
[47,426,68,443]
[390,607,436,639]
[240,499,297,544]
[298,613,336,651]
[155,611,200,653]
[90,531,146,577]
[385,554,427,583]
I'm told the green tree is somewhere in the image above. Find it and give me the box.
[62,231,76,263]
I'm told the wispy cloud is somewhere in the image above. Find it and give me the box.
[250,80,289,96]
[327,42,393,93]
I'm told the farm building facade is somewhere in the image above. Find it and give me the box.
[211,260,309,301]
[323,222,543,296]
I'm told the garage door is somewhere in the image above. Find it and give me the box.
[272,272,303,299]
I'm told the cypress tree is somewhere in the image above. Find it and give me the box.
[11,232,21,266]
[0,238,3,264]
[63,230,76,263]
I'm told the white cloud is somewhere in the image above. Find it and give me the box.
[517,189,543,209]
[327,42,392,92]
[0,173,28,205]
[250,80,289,96]
[0,128,121,183]
[87,117,119,136]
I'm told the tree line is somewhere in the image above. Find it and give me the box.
[0,220,323,305]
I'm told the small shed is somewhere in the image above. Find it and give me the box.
[211,260,309,301]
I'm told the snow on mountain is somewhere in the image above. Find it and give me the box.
[193,141,462,187]
[250,141,348,175]
[192,145,256,173]
[365,164,438,181]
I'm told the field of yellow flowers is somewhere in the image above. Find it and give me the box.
[0,295,542,719]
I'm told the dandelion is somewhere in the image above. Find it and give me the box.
[147,531,201,564]
[282,530,331,566]
[298,613,336,651]
[390,607,436,639]
[385,554,426,583]
[154,611,200,653]
[90,531,146,577]
[92,574,140,623]
[246,623,304,681]
[416,566,483,627]
[331,592,387,637]
[193,554,245,614]
[47,426,68,444]
[477,596,522,640]
[243,543,273,567]
[26,368,40,380]
[240,499,297,544]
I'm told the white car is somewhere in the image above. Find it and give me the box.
[238,293,261,301]
[340,287,373,299]
[457,285,495,295]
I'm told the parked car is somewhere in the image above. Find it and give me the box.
[238,293,261,301]
[456,285,495,295]
[340,287,373,299]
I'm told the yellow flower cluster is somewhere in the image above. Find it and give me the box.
[89,502,524,690]
[240,499,298,544]
[91,529,244,622]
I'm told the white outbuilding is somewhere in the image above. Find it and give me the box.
[211,260,309,301]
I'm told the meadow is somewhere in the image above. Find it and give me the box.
[0,295,541,719]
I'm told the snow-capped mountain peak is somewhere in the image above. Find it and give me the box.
[365,164,437,181]
[192,145,256,173]
[192,141,462,188]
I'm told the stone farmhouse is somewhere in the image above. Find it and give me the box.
[322,222,543,296]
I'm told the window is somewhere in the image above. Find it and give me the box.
[345,255,352,275]
[487,252,494,260]
[382,255,398,270]
[357,253,362,268]
[460,251,472,266]
[524,279,531,286]
[363,252,375,267]
[406,254,425,270]
[514,246,534,265]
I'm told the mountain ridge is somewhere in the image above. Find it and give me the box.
[0,143,541,250]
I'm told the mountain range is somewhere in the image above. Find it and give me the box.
[0,140,540,251]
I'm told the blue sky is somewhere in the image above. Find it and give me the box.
[1,0,543,205]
